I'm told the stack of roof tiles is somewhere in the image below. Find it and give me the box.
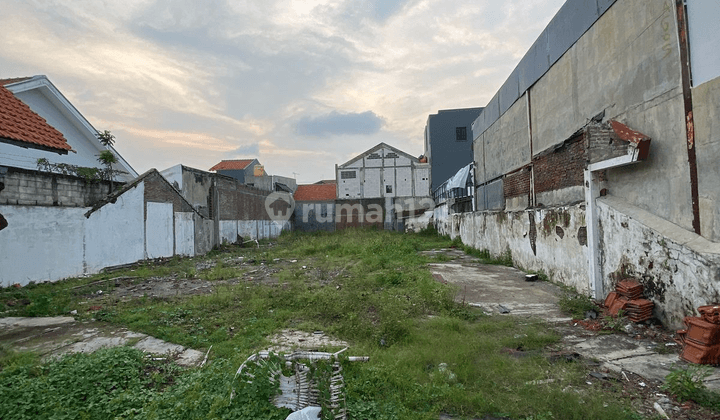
[676,305,720,364]
[603,279,655,323]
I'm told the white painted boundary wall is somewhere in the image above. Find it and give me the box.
[222,220,291,244]
[0,181,289,286]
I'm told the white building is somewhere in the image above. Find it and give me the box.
[335,143,430,200]
[0,75,137,182]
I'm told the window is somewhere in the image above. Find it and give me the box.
[386,185,393,193]
[456,127,467,141]
[340,171,356,179]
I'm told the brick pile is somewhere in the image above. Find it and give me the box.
[676,305,720,364]
[603,279,655,323]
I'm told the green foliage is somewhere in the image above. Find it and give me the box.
[558,292,599,319]
[663,364,720,408]
[97,150,117,165]
[96,130,116,147]
[0,229,650,419]
[451,239,514,267]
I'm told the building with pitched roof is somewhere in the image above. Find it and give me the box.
[0,76,137,182]
[209,158,296,193]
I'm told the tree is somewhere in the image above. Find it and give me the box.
[96,130,118,193]
[96,130,115,147]
[98,150,117,192]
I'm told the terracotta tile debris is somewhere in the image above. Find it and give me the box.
[677,305,720,364]
[603,279,654,323]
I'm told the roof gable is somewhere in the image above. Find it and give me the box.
[2,76,138,180]
[338,142,419,168]
[294,184,337,201]
[209,159,257,171]
[0,85,71,153]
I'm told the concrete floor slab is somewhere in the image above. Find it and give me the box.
[0,317,204,367]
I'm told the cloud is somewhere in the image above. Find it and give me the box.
[0,0,567,185]
[228,143,261,157]
[295,111,385,137]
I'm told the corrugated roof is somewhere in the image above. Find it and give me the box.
[294,184,336,201]
[209,159,256,171]
[0,85,72,153]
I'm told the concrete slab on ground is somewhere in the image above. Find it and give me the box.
[0,316,204,366]
[423,248,720,391]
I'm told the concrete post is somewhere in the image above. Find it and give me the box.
[584,169,603,300]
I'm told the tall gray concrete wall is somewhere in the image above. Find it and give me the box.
[694,76,720,241]
[471,0,696,232]
[530,0,691,231]
[482,97,530,182]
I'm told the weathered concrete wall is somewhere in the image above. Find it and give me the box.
[530,0,691,230]
[0,205,87,286]
[597,196,720,328]
[294,201,336,232]
[181,167,213,218]
[435,193,720,329]
[0,167,115,207]
[483,95,530,181]
[694,76,720,242]
[446,206,590,294]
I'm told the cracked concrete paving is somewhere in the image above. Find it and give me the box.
[423,248,720,390]
[0,317,204,366]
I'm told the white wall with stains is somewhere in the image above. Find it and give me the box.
[0,205,86,286]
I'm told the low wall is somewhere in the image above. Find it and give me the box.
[440,205,590,294]
[435,196,720,328]
[598,196,720,328]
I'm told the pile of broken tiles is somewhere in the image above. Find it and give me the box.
[676,305,720,364]
[604,279,655,323]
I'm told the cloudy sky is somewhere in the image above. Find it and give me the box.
[0,0,564,184]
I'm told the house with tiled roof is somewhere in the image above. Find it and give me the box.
[0,75,137,182]
[209,159,261,184]
[293,183,337,232]
[0,85,72,154]
[209,158,297,193]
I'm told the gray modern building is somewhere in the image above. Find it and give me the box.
[423,107,483,193]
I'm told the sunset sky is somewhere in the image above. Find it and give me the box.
[1,0,565,184]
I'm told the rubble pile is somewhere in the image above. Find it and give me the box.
[676,305,720,364]
[603,279,655,323]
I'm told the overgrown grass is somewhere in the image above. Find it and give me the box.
[0,228,646,419]
[558,292,600,320]
[451,237,515,267]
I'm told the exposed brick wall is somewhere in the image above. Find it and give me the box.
[0,167,115,207]
[533,133,586,194]
[504,166,531,198]
[585,122,630,164]
[143,172,193,213]
[218,180,273,221]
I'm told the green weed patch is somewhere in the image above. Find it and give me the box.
[1,229,648,419]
